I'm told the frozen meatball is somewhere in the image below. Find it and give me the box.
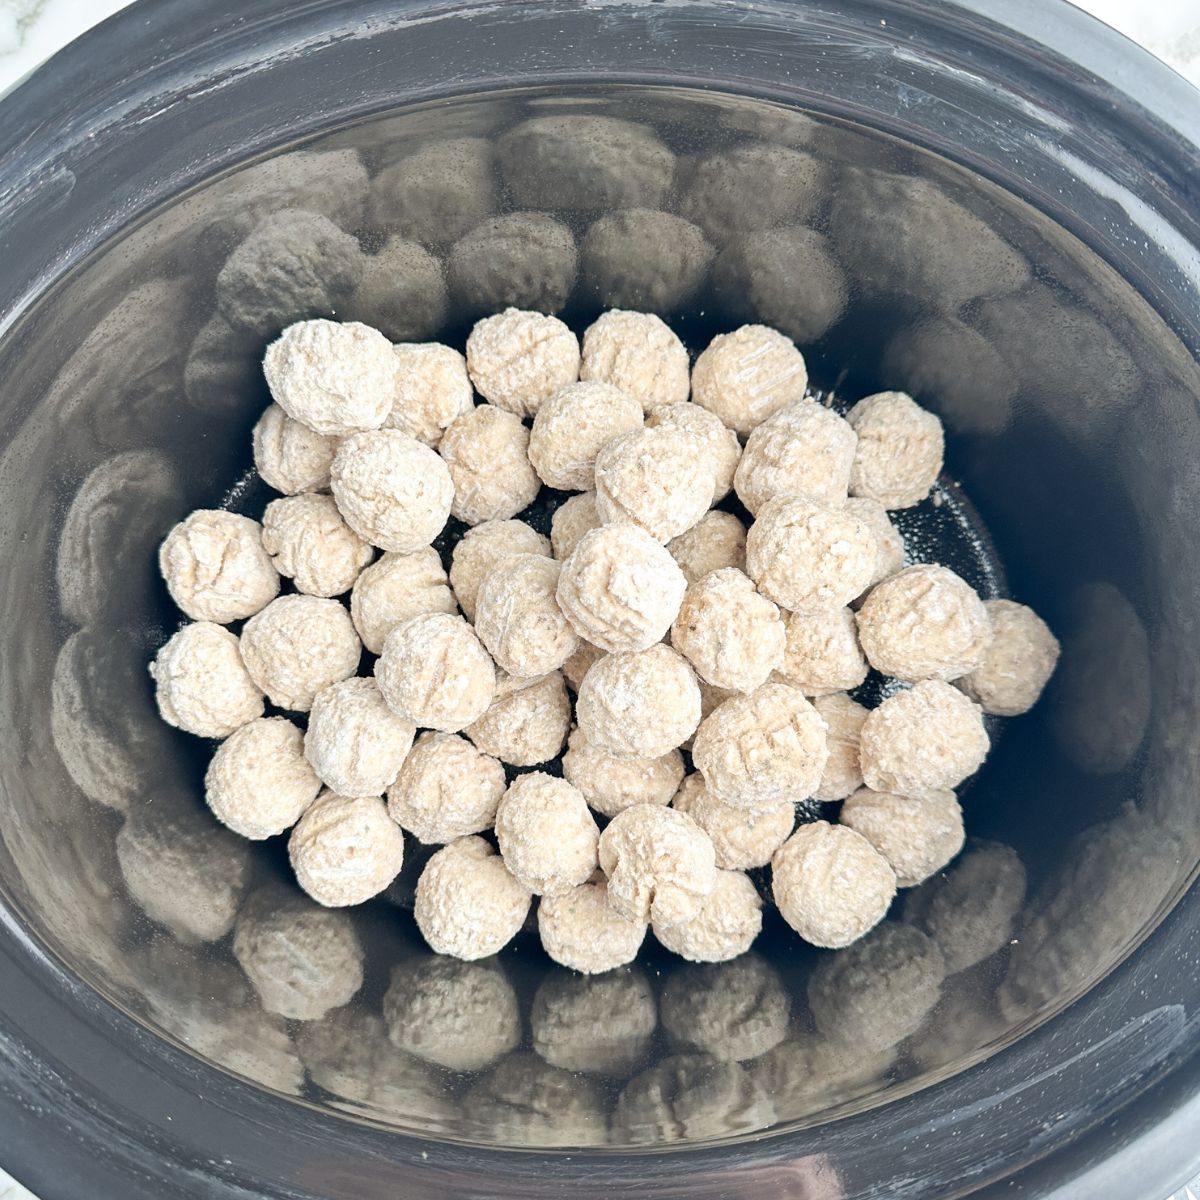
[671,568,785,693]
[261,494,374,598]
[385,342,474,446]
[580,309,690,413]
[375,612,495,732]
[653,871,764,965]
[240,595,361,712]
[150,621,264,739]
[772,821,897,949]
[289,792,405,906]
[449,213,578,316]
[387,731,506,843]
[498,115,674,211]
[550,492,602,562]
[845,496,906,591]
[465,671,571,766]
[580,208,714,313]
[691,325,808,436]
[903,840,1027,973]
[811,692,869,802]
[159,510,280,624]
[350,546,457,655]
[474,554,578,677]
[646,402,741,503]
[414,835,532,960]
[233,887,364,1020]
[441,405,540,526]
[217,210,365,338]
[384,956,519,1071]
[856,565,990,683]
[562,726,685,818]
[330,429,454,552]
[252,403,338,495]
[538,874,649,975]
[661,955,786,1058]
[957,599,1060,716]
[747,495,878,612]
[531,968,657,1073]
[528,381,644,491]
[840,788,965,888]
[671,773,793,871]
[304,676,415,796]
[450,518,551,621]
[692,682,828,809]
[779,605,869,696]
[734,400,857,514]
[576,644,702,759]
[340,237,448,344]
[595,426,715,544]
[263,319,395,436]
[667,511,747,585]
[599,804,717,927]
[557,523,687,653]
[846,391,944,510]
[561,639,605,694]
[495,773,599,897]
[465,307,580,417]
[859,680,989,798]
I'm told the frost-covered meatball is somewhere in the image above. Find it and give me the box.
[667,511,747,585]
[692,325,808,436]
[240,595,361,712]
[262,319,395,436]
[811,692,869,802]
[204,717,322,839]
[474,554,578,678]
[261,494,374,598]
[779,605,869,696]
[330,429,454,553]
[599,804,717,928]
[660,955,787,1059]
[440,404,540,526]
[537,874,649,976]
[646,402,741,503]
[449,518,551,621]
[150,622,264,738]
[671,773,793,871]
[595,426,715,544]
[385,342,474,446]
[550,492,602,562]
[232,886,364,1020]
[387,731,506,843]
[289,792,405,906]
[561,726,684,818]
[846,391,944,510]
[746,495,878,612]
[561,639,605,695]
[375,612,495,732]
[341,237,448,344]
[576,644,702,759]
[859,680,989,798]
[772,821,897,949]
[252,403,338,495]
[840,788,965,888]
[160,510,280,624]
[528,381,644,492]
[557,523,687,653]
[465,307,580,417]
[465,671,571,767]
[495,773,599,897]
[957,599,1060,715]
[653,871,764,965]
[691,682,828,809]
[303,676,415,796]
[845,496,906,591]
[580,309,690,413]
[414,835,532,960]
[350,546,457,655]
[531,968,657,1073]
[734,400,857,514]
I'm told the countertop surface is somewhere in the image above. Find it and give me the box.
[0,2,1197,1200]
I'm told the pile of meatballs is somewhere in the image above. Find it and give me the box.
[149,307,1060,971]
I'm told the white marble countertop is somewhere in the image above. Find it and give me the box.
[0,2,1197,1200]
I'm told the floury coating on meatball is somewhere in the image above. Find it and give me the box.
[550,493,602,562]
[671,773,793,872]
[645,403,741,504]
[387,732,506,843]
[495,773,600,897]
[385,342,474,446]
[528,381,644,492]
[691,325,808,436]
[465,308,580,417]
[667,511,747,585]
[350,547,458,655]
[252,403,338,495]
[261,494,374,598]
[847,390,944,510]
[440,404,540,526]
[580,309,690,413]
[561,727,684,819]
[449,518,551,621]
[956,599,1060,715]
[473,554,578,678]
[465,671,571,767]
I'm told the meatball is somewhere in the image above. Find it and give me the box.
[474,554,578,678]
[252,403,338,495]
[384,341,473,446]
[465,307,580,417]
[846,390,944,510]
[527,380,644,492]
[439,404,540,526]
[350,546,458,655]
[840,788,966,888]
[495,773,600,897]
[449,518,551,622]
[692,325,808,436]
[956,599,1060,715]
[261,494,374,598]
[289,792,405,906]
[580,309,690,413]
[562,726,685,818]
[671,773,793,871]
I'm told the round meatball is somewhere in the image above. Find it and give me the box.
[645,402,741,503]
[289,792,405,906]
[465,308,580,417]
[350,546,458,655]
[671,773,793,871]
[840,788,965,888]
[846,390,944,509]
[779,605,869,696]
[440,404,540,526]
[159,510,280,624]
[385,342,474,446]
[692,325,808,436]
[465,671,571,767]
[653,870,764,964]
[956,599,1060,715]
[580,309,690,413]
[811,692,869,802]
[562,726,685,818]
[449,518,551,622]
[528,381,644,491]
[667,511,747,585]
[495,773,599,897]
[474,554,578,678]
[261,494,374,597]
[561,639,605,694]
[550,492,602,561]
[252,403,338,495]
